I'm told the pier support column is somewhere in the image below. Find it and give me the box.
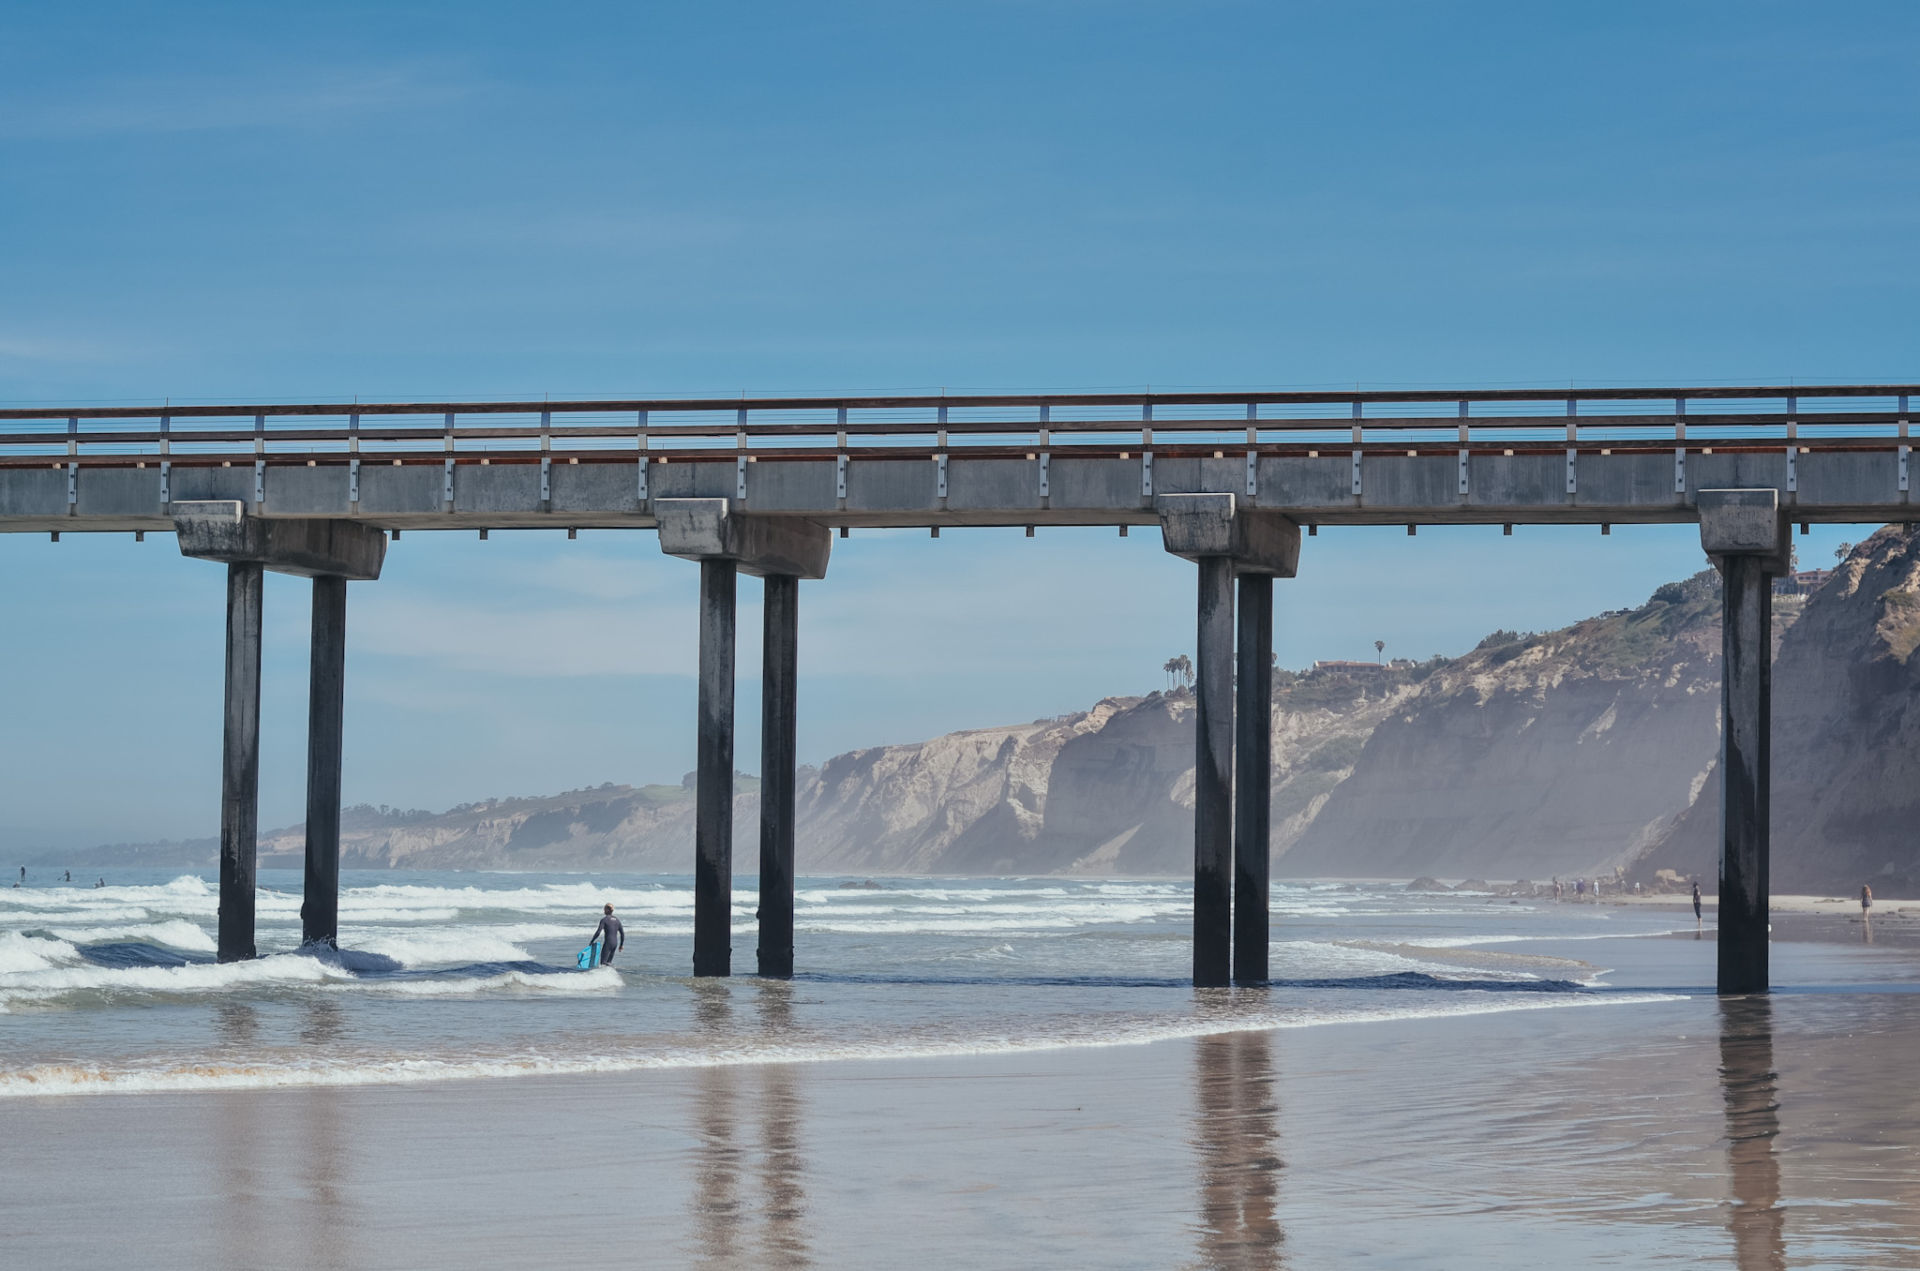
[658,500,831,980]
[1159,495,1300,989]
[1233,573,1274,985]
[302,575,348,949]
[1193,555,1236,987]
[174,502,386,962]
[694,559,738,978]
[218,562,264,963]
[1698,490,1788,996]
[758,574,800,978]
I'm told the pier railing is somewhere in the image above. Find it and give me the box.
[1,384,1914,469]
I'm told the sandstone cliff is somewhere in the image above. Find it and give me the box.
[1277,572,1736,880]
[1635,525,1920,895]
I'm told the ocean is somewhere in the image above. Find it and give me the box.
[4,870,1918,1267]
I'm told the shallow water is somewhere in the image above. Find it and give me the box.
[4,871,1918,1267]
[1,870,1704,1095]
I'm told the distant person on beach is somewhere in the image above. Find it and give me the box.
[63,870,70,882]
[1692,882,1703,924]
[1862,884,1873,916]
[589,904,625,966]
[1575,878,1585,900]
[1552,877,1562,901]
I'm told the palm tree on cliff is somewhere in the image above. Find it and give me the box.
[1374,639,1385,664]
[1163,653,1193,692]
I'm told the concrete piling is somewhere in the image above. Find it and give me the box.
[1697,489,1787,995]
[758,574,800,979]
[1192,554,1236,988]
[694,558,738,978]
[1717,553,1773,994]
[218,562,264,963]
[1159,495,1300,989]
[1233,573,1274,985]
[173,502,386,966]
[656,500,831,979]
[302,575,348,949]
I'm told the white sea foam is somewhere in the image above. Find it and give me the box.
[347,929,534,966]
[0,991,1686,1098]
[0,931,82,976]
[0,950,351,1008]
[334,966,622,997]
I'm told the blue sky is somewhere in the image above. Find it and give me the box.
[2,1,1914,848]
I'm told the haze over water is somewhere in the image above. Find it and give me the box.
[5,870,1919,1267]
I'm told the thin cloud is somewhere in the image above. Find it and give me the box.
[0,62,474,140]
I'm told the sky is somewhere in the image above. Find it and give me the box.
[2,1,1915,848]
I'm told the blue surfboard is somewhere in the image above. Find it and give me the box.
[576,942,599,970]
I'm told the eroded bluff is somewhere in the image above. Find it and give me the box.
[1637,524,1920,895]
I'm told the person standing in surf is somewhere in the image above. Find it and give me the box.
[1692,881,1703,925]
[589,904,625,966]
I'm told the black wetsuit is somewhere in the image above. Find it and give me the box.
[593,915,625,965]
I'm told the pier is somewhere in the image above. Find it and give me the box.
[6,383,1916,991]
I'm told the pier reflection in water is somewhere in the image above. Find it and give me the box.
[1193,1027,1284,1269]
[1719,997,1785,1271]
[687,980,811,1270]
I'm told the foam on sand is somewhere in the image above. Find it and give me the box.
[0,989,1684,1098]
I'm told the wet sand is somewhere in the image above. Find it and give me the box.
[5,976,1919,1269]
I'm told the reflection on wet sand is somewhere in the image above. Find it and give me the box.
[687,980,811,1269]
[207,1002,358,1271]
[1719,997,1785,1271]
[756,982,811,1268]
[1193,1028,1283,1269]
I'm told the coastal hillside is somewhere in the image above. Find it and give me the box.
[1277,570,1742,880]
[1633,525,1920,895]
[54,537,1920,893]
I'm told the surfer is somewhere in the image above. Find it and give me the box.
[589,904,625,966]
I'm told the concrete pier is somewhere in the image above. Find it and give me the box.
[218,562,263,963]
[1233,573,1274,985]
[302,576,348,948]
[758,574,800,979]
[1159,495,1301,988]
[694,558,738,978]
[1698,489,1788,995]
[658,499,830,978]
[174,502,385,962]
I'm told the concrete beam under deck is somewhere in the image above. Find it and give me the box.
[172,501,386,580]
[655,498,831,579]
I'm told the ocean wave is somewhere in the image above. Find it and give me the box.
[44,920,216,953]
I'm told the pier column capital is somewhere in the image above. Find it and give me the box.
[1697,489,1790,575]
[1156,493,1301,577]
[173,501,386,580]
[655,498,831,580]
